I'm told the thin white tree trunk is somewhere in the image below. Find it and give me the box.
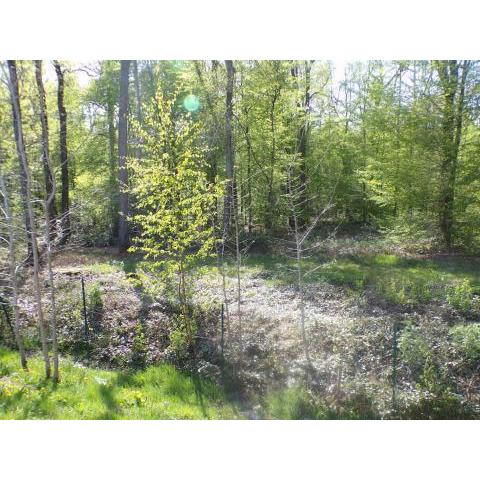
[234,195,242,358]
[35,60,60,381]
[44,199,59,381]
[7,60,51,378]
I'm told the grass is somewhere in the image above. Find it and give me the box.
[218,252,480,308]
[58,244,480,307]
[53,244,480,306]
[0,348,241,420]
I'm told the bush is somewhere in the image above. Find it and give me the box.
[401,390,474,419]
[168,313,198,361]
[374,275,433,306]
[87,282,103,331]
[398,325,432,375]
[131,321,147,368]
[450,323,480,368]
[446,279,477,314]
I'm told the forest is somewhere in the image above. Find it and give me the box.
[1,59,480,419]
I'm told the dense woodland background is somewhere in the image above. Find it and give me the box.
[2,60,480,255]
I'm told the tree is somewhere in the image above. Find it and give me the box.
[285,157,335,380]
[34,60,60,382]
[133,60,143,160]
[291,60,314,226]
[6,61,36,263]
[34,61,57,229]
[434,60,470,250]
[129,86,221,358]
[7,60,51,379]
[192,60,223,185]
[118,60,131,252]
[84,60,121,244]
[53,60,70,243]
[224,60,235,232]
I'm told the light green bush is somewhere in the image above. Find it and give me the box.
[450,323,480,367]
[446,279,476,313]
[398,325,432,375]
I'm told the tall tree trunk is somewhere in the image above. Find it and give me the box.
[35,60,59,382]
[299,61,312,207]
[193,60,220,184]
[341,65,352,220]
[44,194,59,382]
[245,123,253,233]
[292,60,313,227]
[435,60,469,250]
[34,61,57,229]
[223,60,235,233]
[393,64,404,217]
[118,60,131,253]
[107,100,118,243]
[7,60,51,379]
[133,60,143,160]
[53,60,70,244]
[7,61,35,264]
[266,90,279,231]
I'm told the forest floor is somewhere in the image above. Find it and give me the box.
[2,233,480,419]
[193,243,480,418]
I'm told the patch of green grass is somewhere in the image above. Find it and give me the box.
[0,348,241,420]
[231,252,480,309]
[85,262,119,275]
[264,387,329,419]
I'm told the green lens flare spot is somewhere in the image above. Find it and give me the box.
[172,60,186,70]
[183,94,200,112]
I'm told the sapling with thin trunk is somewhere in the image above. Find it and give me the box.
[285,159,337,378]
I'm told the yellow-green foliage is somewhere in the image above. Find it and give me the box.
[128,85,222,284]
[446,279,476,313]
[450,323,480,367]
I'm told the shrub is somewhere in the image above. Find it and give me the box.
[446,279,476,314]
[418,354,444,394]
[168,313,198,361]
[398,325,432,375]
[131,321,147,368]
[87,282,103,331]
[374,275,433,306]
[450,323,480,368]
[398,346,476,419]
[401,390,474,419]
